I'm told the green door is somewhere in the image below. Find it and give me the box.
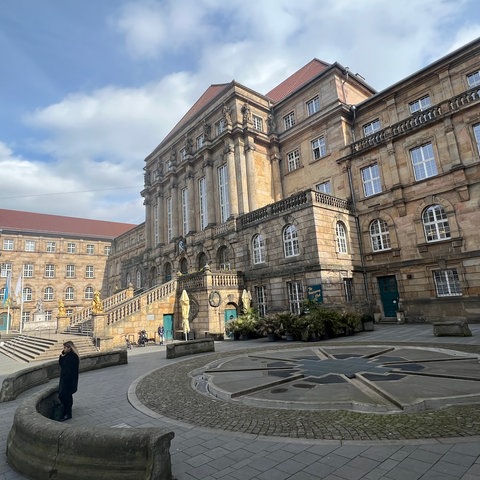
[224,308,237,338]
[163,314,174,341]
[377,275,399,318]
[0,312,9,332]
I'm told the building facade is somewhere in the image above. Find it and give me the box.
[0,209,135,332]
[109,38,480,336]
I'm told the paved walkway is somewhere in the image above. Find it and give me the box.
[1,324,480,479]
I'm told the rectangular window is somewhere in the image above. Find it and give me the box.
[315,181,331,194]
[254,285,267,317]
[361,163,382,197]
[0,263,12,277]
[23,264,34,277]
[283,111,296,130]
[287,282,303,315]
[22,311,30,323]
[46,241,56,253]
[218,164,230,223]
[3,239,14,251]
[215,118,226,136]
[67,242,76,253]
[467,70,480,88]
[253,115,263,132]
[474,123,480,155]
[433,269,462,297]
[166,197,173,242]
[45,311,52,321]
[66,265,75,278]
[311,136,326,160]
[104,245,111,255]
[343,278,354,302]
[196,134,205,150]
[85,265,94,278]
[363,119,381,137]
[287,149,300,172]
[45,264,55,278]
[86,244,94,254]
[180,147,187,161]
[181,187,189,236]
[410,143,437,180]
[153,203,159,245]
[25,240,35,252]
[199,177,208,230]
[409,95,431,114]
[307,96,320,116]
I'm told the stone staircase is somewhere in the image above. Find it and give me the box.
[0,334,97,364]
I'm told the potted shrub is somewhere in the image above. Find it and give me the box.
[360,313,375,331]
[256,315,281,341]
[340,311,362,335]
[225,307,259,340]
[273,311,298,341]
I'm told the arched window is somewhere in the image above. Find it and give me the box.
[370,219,391,251]
[422,205,451,242]
[198,252,208,270]
[179,258,188,274]
[126,273,131,286]
[136,270,142,289]
[84,286,94,300]
[283,225,299,258]
[23,287,33,302]
[218,246,230,270]
[44,286,54,301]
[252,234,266,264]
[164,263,172,282]
[335,222,348,253]
[65,287,74,301]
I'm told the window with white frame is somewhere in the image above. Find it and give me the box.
[153,203,159,245]
[45,264,55,278]
[136,271,142,289]
[410,143,437,180]
[198,177,208,230]
[46,241,56,253]
[166,196,173,242]
[25,240,35,252]
[85,265,94,278]
[363,119,381,137]
[307,96,320,116]
[3,239,13,250]
[252,234,266,264]
[65,287,74,301]
[433,269,462,297]
[315,181,331,195]
[215,118,226,136]
[181,187,189,236]
[218,246,230,270]
[283,111,296,130]
[467,70,480,88]
[312,136,326,160]
[45,311,52,321]
[474,123,480,155]
[23,264,34,277]
[370,219,391,251]
[1,263,12,277]
[409,95,431,114]
[422,205,451,242]
[218,164,230,223]
[253,115,263,131]
[196,133,205,150]
[67,242,76,253]
[361,163,382,197]
[336,222,348,253]
[343,278,354,302]
[86,244,94,254]
[23,287,32,301]
[104,245,111,255]
[84,286,94,300]
[0,287,5,300]
[287,281,303,315]
[66,265,75,278]
[180,147,187,161]
[44,287,54,301]
[283,225,300,258]
[66,309,73,317]
[254,285,267,317]
[287,149,300,172]
[22,311,30,323]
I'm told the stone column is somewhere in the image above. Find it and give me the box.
[56,315,70,334]
[244,139,257,211]
[187,173,195,234]
[205,159,216,226]
[171,182,179,239]
[226,142,239,217]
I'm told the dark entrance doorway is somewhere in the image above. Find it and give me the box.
[377,275,399,318]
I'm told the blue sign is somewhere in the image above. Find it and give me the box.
[307,285,323,303]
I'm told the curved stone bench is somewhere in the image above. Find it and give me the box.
[7,386,175,480]
[1,349,128,402]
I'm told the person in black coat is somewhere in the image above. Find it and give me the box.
[58,340,79,421]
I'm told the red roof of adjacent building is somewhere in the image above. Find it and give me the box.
[0,209,136,239]
[266,59,330,103]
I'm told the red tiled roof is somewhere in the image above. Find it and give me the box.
[266,59,330,103]
[0,209,136,239]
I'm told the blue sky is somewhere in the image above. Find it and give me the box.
[1,0,479,223]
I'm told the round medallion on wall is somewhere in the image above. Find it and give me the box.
[209,291,221,307]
